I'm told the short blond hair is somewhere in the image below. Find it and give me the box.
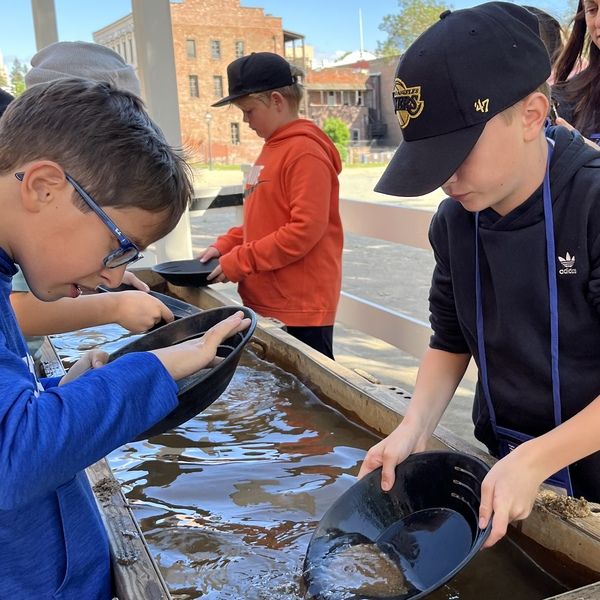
[500,81,551,123]
[250,65,304,112]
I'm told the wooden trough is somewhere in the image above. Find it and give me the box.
[38,270,600,599]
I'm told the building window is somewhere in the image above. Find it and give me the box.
[356,90,363,106]
[128,38,134,64]
[342,91,351,106]
[189,75,199,98]
[186,39,196,58]
[351,128,360,142]
[231,123,240,145]
[327,91,336,106]
[235,41,245,58]
[213,76,223,99]
[211,40,221,59]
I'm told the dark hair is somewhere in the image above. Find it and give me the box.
[0,78,193,239]
[524,6,564,65]
[553,0,600,135]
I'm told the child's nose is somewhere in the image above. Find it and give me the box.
[443,172,458,186]
[100,264,127,289]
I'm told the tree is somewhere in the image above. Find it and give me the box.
[377,0,450,56]
[10,58,27,97]
[322,117,350,162]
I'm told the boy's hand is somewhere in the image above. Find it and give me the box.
[121,270,150,292]
[113,291,174,332]
[478,444,545,548]
[198,246,221,263]
[150,311,250,380]
[207,261,228,283]
[358,421,428,491]
[60,349,109,385]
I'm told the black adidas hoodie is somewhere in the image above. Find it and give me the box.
[428,126,600,500]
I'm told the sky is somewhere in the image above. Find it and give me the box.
[0,0,571,68]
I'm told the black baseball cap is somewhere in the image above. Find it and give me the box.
[212,52,296,107]
[375,2,551,197]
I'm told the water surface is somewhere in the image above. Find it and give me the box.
[50,324,567,600]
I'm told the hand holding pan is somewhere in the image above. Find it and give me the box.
[152,258,221,287]
[97,283,201,321]
[303,451,491,600]
[108,306,257,441]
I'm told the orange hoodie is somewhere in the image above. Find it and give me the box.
[213,119,343,326]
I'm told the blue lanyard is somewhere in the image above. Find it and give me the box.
[590,133,600,146]
[475,139,562,434]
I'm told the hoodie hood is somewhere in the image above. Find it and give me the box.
[547,125,600,198]
[266,119,342,175]
[0,248,17,282]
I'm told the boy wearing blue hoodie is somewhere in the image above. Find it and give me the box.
[0,78,249,599]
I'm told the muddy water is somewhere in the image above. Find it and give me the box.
[50,324,567,600]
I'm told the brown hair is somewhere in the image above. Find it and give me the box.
[0,78,193,239]
[553,0,600,134]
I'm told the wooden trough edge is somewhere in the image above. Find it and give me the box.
[34,336,172,600]
[160,278,600,597]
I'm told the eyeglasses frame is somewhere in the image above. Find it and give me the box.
[15,171,142,269]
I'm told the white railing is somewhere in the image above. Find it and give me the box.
[336,198,433,359]
[192,187,477,381]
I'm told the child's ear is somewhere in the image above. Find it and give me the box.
[18,162,69,213]
[271,91,285,110]
[521,92,549,142]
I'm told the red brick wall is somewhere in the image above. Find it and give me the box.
[170,0,284,164]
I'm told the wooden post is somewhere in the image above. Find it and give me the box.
[31,0,58,50]
[131,0,193,263]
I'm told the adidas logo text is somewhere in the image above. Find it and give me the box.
[558,252,577,275]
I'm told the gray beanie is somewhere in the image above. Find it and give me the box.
[25,41,141,96]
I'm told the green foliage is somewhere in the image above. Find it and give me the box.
[10,59,27,97]
[0,67,7,90]
[377,0,450,56]
[334,142,348,163]
[322,117,350,146]
[323,117,350,163]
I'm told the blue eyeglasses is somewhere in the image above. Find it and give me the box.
[15,171,142,269]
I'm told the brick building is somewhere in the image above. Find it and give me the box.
[95,0,297,164]
[94,0,397,165]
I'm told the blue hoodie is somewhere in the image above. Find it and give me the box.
[0,248,178,599]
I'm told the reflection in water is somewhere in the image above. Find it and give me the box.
[50,325,568,600]
[50,322,142,369]
[109,352,379,600]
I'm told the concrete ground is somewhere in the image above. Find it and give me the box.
[190,166,481,449]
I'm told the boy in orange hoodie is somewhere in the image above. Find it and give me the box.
[200,52,343,358]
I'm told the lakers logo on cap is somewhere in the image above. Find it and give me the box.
[393,78,424,128]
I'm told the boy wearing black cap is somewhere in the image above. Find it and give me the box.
[199,52,343,359]
[359,2,600,547]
